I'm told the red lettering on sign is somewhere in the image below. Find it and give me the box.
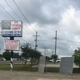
[11,21,21,30]
[5,40,19,50]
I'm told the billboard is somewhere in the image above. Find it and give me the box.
[4,40,20,50]
[1,20,22,37]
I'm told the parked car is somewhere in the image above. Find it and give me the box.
[56,59,61,63]
[49,59,61,62]
[2,58,6,61]
[27,59,31,62]
[49,59,54,62]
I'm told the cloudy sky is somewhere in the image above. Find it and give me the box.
[0,0,80,58]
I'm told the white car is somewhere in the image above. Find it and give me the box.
[49,59,61,62]
[3,58,6,61]
[56,59,61,63]
[49,59,54,62]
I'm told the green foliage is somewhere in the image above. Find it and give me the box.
[51,54,58,63]
[51,54,58,60]
[13,52,21,58]
[21,43,30,58]
[3,51,10,60]
[0,54,3,58]
[30,49,41,59]
[21,43,42,64]
[29,49,41,64]
[45,56,50,61]
[73,48,80,68]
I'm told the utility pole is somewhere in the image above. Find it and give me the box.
[52,51,54,56]
[44,47,47,73]
[44,47,46,56]
[33,32,40,50]
[55,31,57,55]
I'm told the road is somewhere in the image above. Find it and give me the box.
[0,70,80,80]
[0,61,79,80]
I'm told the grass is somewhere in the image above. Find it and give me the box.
[14,64,38,72]
[44,67,59,73]
[0,64,38,71]
[73,68,80,73]
[0,64,10,70]
[0,64,80,73]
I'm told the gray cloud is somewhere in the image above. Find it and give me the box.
[0,0,80,57]
[11,0,68,25]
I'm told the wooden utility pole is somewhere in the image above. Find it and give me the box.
[33,32,40,50]
[55,31,57,55]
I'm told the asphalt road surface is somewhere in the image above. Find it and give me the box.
[0,61,79,80]
[0,70,80,80]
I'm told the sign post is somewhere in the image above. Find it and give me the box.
[10,36,14,71]
[1,20,22,71]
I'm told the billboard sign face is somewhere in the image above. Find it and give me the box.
[1,20,22,37]
[4,40,19,50]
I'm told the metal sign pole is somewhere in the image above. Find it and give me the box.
[10,36,14,71]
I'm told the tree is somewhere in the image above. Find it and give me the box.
[21,43,42,65]
[73,48,80,68]
[13,52,21,60]
[29,49,41,64]
[45,56,50,62]
[21,43,30,65]
[51,54,58,63]
[21,43,30,58]
[3,50,10,60]
[0,54,3,58]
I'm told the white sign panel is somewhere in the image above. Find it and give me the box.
[4,40,19,50]
[1,20,22,37]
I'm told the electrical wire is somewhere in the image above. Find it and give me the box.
[4,0,35,34]
[57,38,80,43]
[38,36,46,49]
[0,2,34,44]
[0,4,15,20]
[13,0,36,32]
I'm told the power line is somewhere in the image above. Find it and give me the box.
[52,36,80,43]
[4,0,35,34]
[0,1,35,43]
[0,4,15,20]
[38,39,54,41]
[57,38,80,43]
[13,0,36,32]
[4,0,20,20]
[0,1,34,54]
[39,36,47,49]
[23,24,35,34]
